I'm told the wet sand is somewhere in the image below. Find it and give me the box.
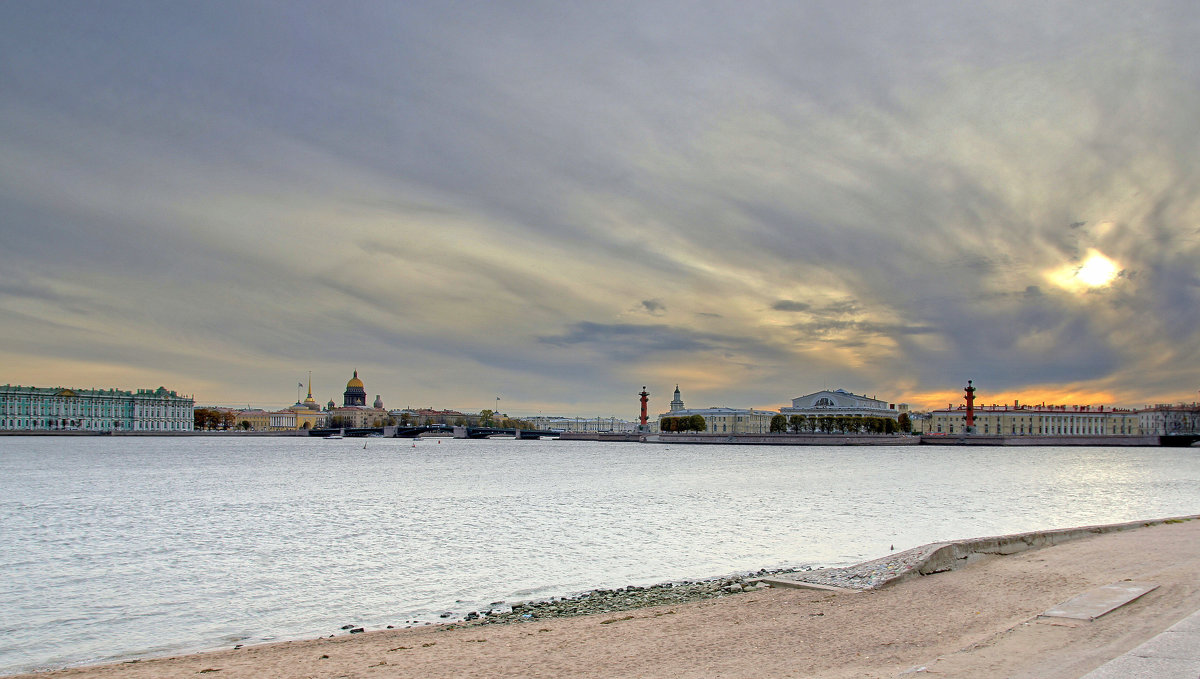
[13,519,1200,679]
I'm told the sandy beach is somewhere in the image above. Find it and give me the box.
[13,518,1200,679]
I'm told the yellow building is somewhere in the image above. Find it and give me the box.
[235,409,271,431]
[924,404,1141,436]
[265,408,327,431]
[660,407,776,434]
[233,407,326,431]
[657,387,775,434]
[327,406,390,428]
[289,407,326,430]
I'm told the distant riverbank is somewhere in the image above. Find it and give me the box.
[3,430,1192,445]
[647,432,1173,446]
[0,430,307,437]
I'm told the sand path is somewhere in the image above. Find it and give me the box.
[14,519,1200,679]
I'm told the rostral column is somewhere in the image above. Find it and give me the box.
[964,380,977,434]
[639,387,650,430]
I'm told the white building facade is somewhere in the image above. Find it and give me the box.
[0,384,194,432]
[1139,403,1200,435]
[924,404,1140,436]
[527,416,639,433]
[780,389,900,420]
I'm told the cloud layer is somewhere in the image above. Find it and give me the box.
[2,2,1198,415]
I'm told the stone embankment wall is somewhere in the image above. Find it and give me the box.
[647,434,921,445]
[920,434,1159,446]
[884,515,1200,586]
[764,515,1200,592]
[645,433,1165,446]
[557,432,600,441]
[558,432,644,442]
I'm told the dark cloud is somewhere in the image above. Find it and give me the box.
[815,301,859,317]
[539,322,778,363]
[639,299,667,315]
[541,322,721,354]
[771,300,810,312]
[791,319,936,342]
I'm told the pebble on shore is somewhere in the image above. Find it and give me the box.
[432,547,941,630]
[339,552,934,636]
[441,570,795,629]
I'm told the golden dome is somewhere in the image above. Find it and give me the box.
[346,370,364,389]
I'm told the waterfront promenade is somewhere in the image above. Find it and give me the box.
[646,432,1172,446]
[14,518,1200,679]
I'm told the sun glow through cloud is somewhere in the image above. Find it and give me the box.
[1047,249,1121,292]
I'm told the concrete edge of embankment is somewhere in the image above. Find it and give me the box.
[899,515,1200,585]
[761,515,1200,592]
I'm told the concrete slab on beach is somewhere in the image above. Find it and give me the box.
[1040,582,1160,621]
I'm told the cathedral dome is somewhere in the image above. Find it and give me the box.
[343,370,367,407]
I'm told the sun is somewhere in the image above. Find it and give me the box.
[1047,249,1120,292]
[1076,250,1120,287]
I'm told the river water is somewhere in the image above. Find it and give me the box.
[1,436,1197,674]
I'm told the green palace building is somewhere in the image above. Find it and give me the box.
[0,384,194,432]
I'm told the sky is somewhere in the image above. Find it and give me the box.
[2,1,1199,418]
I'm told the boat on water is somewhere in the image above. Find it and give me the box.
[325,428,345,440]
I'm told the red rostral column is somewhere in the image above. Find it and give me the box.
[639,387,650,427]
[964,380,977,432]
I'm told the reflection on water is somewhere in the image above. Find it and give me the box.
[0,437,1196,673]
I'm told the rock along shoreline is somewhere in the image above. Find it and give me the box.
[448,570,790,628]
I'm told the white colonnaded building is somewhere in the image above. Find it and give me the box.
[923,403,1142,436]
[780,389,902,420]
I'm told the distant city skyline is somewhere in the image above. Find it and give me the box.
[2,3,1199,416]
[9,372,1191,424]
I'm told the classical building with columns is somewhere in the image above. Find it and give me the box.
[0,384,194,432]
[780,389,902,420]
[923,403,1140,436]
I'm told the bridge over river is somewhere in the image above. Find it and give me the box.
[308,424,560,440]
